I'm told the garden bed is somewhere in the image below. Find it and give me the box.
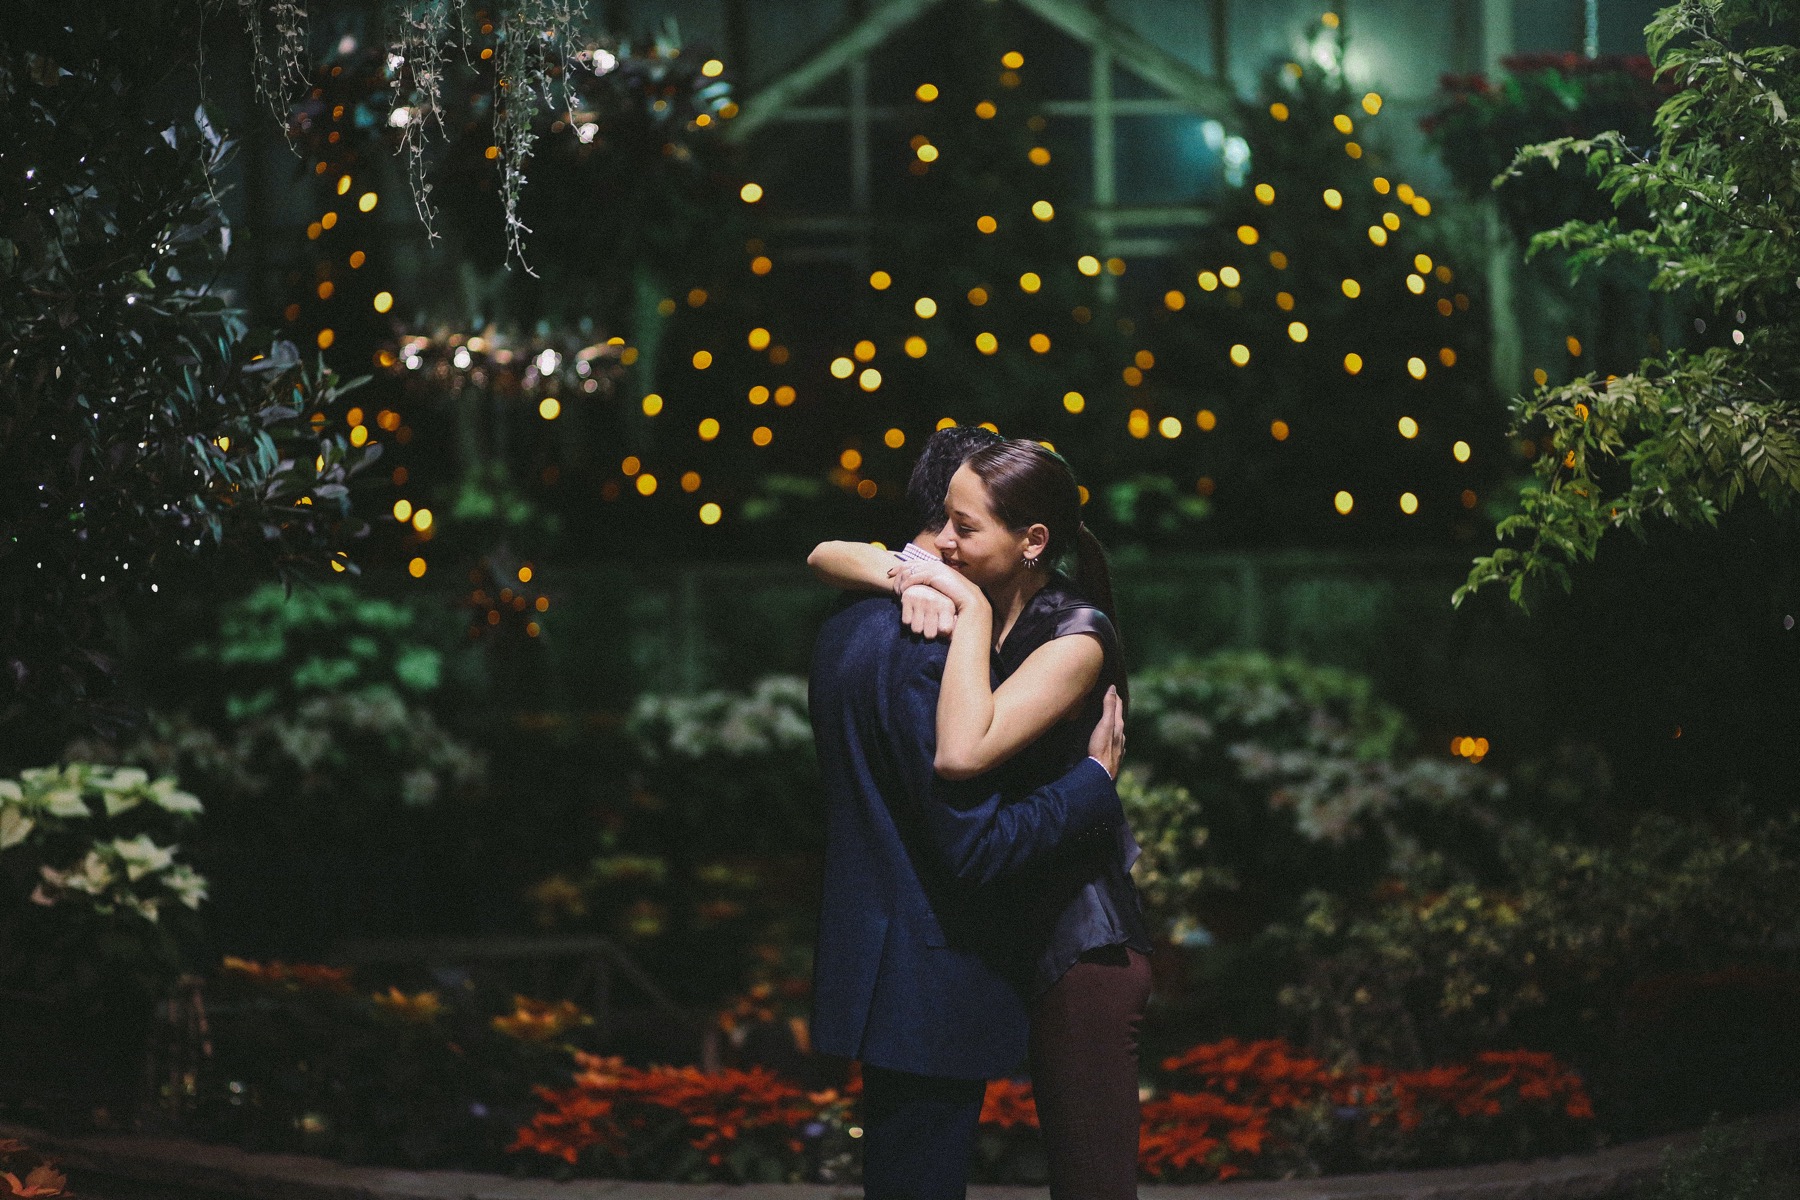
[6,1103,1799,1200]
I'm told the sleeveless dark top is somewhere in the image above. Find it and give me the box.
[991,574,1153,993]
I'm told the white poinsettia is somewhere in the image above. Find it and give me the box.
[147,777,203,816]
[162,863,209,909]
[0,779,22,805]
[110,834,178,881]
[0,807,34,852]
[43,850,116,896]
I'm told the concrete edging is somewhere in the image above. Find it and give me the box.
[6,1103,1798,1200]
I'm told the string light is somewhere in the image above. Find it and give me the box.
[699,503,722,524]
[1398,416,1419,438]
[1334,490,1354,515]
[914,296,938,318]
[1063,391,1085,414]
[915,83,939,102]
[1400,492,1419,514]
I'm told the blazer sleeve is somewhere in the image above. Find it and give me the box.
[891,653,1123,887]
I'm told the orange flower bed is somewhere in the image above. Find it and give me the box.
[221,956,353,992]
[511,1053,821,1171]
[511,1039,1596,1183]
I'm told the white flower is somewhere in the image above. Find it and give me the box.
[148,777,204,816]
[0,780,22,805]
[110,834,177,881]
[0,807,34,851]
[162,864,209,910]
[42,786,90,818]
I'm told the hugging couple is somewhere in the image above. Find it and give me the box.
[807,425,1151,1200]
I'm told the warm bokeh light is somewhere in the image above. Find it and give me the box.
[1063,391,1085,414]
[1029,333,1051,353]
[859,368,882,391]
[699,503,722,525]
[1078,255,1101,276]
[975,332,998,354]
[636,473,658,496]
[1164,290,1186,311]
[372,291,393,313]
[1270,101,1290,120]
[1400,492,1419,514]
[1368,226,1388,246]
[1128,409,1150,438]
[621,456,641,476]
[1341,278,1361,298]
[869,270,892,290]
[408,557,427,578]
[752,426,773,446]
[914,296,938,318]
[317,329,335,349]
[1453,440,1472,463]
[1567,335,1583,356]
[538,397,561,420]
[1031,200,1054,221]
[775,385,796,406]
[1287,321,1308,343]
[976,215,998,234]
[1270,420,1290,441]
[1029,147,1051,166]
[681,471,702,493]
[1407,357,1428,380]
[1254,183,1275,205]
[642,393,663,416]
[1363,91,1383,114]
[915,83,938,102]
[1407,273,1427,294]
[1323,188,1343,210]
[393,499,413,523]
[358,192,378,212]
[1219,266,1240,287]
[1236,224,1259,245]
[692,349,714,369]
[840,449,863,471]
[1398,416,1419,438]
[1001,50,1024,69]
[412,507,433,532]
[975,100,997,119]
[1019,272,1042,293]
[905,335,929,358]
[830,357,854,379]
[698,418,720,441]
[1334,490,1354,515]
[1333,113,1353,134]
[747,327,772,351]
[1196,409,1217,431]
[885,427,906,448]
[1197,270,1219,291]
[740,182,764,203]
[1229,343,1250,366]
[748,385,770,405]
[1158,416,1182,439]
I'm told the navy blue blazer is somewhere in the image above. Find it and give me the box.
[809,595,1124,1080]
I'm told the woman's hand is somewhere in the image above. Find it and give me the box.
[900,585,958,639]
[888,558,985,614]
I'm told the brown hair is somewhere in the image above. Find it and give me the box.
[962,439,1120,630]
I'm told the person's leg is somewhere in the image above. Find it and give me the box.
[1028,946,1154,1200]
[860,1063,988,1200]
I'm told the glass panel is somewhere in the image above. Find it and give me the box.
[756,122,854,214]
[1114,114,1225,206]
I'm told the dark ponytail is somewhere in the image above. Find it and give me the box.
[1073,522,1118,627]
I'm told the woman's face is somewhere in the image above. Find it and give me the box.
[935,464,1044,588]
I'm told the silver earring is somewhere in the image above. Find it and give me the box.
[1022,555,1038,570]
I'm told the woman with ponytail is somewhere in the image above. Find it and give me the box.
[809,438,1151,1198]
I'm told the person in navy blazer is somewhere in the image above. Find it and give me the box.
[809,427,1128,1200]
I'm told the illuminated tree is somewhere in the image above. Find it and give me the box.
[1136,31,1504,546]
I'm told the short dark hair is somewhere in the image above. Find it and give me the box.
[906,425,1001,533]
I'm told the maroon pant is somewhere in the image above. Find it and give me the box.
[1028,945,1153,1199]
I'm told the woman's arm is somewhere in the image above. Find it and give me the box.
[899,561,1104,780]
[807,540,959,637]
[806,540,901,592]
[937,628,1103,780]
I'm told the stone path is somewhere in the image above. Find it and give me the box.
[8,1104,1798,1200]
